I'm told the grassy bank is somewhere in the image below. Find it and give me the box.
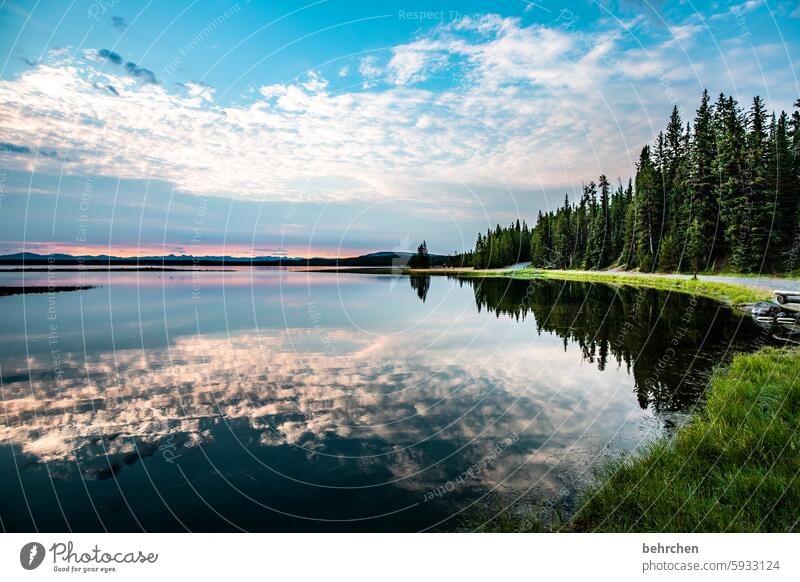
[573,347,800,532]
[412,267,772,306]
[515,269,771,306]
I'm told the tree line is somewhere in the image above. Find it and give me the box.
[448,91,800,273]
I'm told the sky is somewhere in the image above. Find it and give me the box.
[0,0,798,257]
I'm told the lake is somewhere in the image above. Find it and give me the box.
[0,268,776,531]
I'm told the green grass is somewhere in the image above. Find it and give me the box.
[573,347,800,532]
[516,269,771,306]
[415,267,773,306]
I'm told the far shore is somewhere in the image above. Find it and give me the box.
[0,285,96,296]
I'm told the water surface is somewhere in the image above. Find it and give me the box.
[0,268,777,531]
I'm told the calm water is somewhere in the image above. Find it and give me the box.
[0,268,778,531]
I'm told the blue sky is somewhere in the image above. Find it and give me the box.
[0,0,798,256]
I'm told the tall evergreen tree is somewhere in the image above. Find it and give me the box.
[618,179,637,267]
[687,89,718,272]
[410,240,431,268]
[583,182,601,268]
[594,174,611,268]
[634,146,660,271]
[609,180,627,262]
[715,94,748,270]
[743,95,772,271]
[787,100,800,269]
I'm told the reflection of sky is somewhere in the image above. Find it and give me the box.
[0,271,658,504]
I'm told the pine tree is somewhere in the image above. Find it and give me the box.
[574,186,590,266]
[618,179,637,267]
[715,94,748,270]
[687,89,718,272]
[583,182,601,268]
[551,195,572,267]
[411,240,431,268]
[609,180,627,262]
[530,212,548,265]
[786,99,800,269]
[634,146,659,270]
[595,174,611,268]
[772,110,798,268]
[743,96,771,271]
[473,233,485,268]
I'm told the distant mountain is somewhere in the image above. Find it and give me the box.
[2,252,84,260]
[0,251,446,267]
[359,251,414,258]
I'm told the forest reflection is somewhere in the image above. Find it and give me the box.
[451,276,773,413]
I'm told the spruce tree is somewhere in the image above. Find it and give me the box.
[595,174,611,268]
[769,111,797,267]
[744,96,771,271]
[609,180,626,262]
[715,94,747,270]
[618,179,637,267]
[786,100,800,269]
[634,146,659,270]
[687,89,718,272]
[583,182,600,268]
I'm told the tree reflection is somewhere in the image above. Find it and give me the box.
[409,275,431,302]
[458,277,774,412]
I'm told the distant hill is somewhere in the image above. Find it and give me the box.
[0,251,447,267]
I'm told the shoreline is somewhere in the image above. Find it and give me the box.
[407,267,778,308]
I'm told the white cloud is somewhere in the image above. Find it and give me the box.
[386,40,450,86]
[737,0,764,13]
[182,81,215,104]
[711,0,764,20]
[357,55,383,87]
[0,14,795,208]
[301,71,328,93]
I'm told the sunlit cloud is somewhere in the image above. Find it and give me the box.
[0,13,795,212]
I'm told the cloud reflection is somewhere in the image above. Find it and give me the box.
[1,324,653,499]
